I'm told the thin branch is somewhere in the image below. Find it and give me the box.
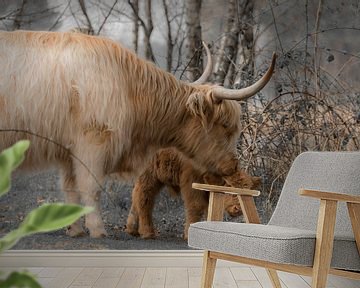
[13,0,27,30]
[0,129,104,192]
[127,0,156,62]
[0,8,21,21]
[49,0,71,31]
[78,0,94,35]
[304,0,309,91]
[314,0,323,97]
[97,0,118,35]
[266,0,294,83]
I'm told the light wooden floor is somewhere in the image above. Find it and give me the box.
[1,251,359,288]
[2,266,360,288]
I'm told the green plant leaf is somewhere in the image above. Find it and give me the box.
[0,204,93,252]
[0,271,41,288]
[20,203,93,234]
[0,229,24,253]
[0,140,30,196]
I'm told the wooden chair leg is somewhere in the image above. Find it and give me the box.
[238,195,282,288]
[312,200,337,288]
[201,251,217,288]
[347,202,360,253]
[199,192,223,288]
[266,269,282,288]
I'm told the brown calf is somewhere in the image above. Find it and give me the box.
[125,148,261,239]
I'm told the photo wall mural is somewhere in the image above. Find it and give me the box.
[1,0,359,250]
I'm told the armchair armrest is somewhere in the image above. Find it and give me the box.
[300,188,360,264]
[192,183,261,224]
[192,183,260,197]
[299,189,360,204]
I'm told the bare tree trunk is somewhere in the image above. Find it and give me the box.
[162,0,174,72]
[220,0,255,153]
[213,0,240,86]
[131,0,139,53]
[127,0,155,61]
[237,1,254,142]
[185,0,202,82]
[233,0,254,88]
[144,0,154,61]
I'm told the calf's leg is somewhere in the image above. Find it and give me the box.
[125,197,140,236]
[130,171,163,239]
[182,188,208,240]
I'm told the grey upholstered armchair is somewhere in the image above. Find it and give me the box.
[188,151,360,288]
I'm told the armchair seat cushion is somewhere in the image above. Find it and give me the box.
[188,221,360,271]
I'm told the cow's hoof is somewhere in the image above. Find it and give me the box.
[66,226,87,237]
[125,226,139,237]
[140,232,156,239]
[89,229,108,238]
[139,228,158,239]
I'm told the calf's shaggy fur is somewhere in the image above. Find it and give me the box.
[126,148,261,239]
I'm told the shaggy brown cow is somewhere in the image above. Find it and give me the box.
[0,30,275,238]
[125,148,261,239]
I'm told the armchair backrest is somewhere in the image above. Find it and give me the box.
[268,151,360,238]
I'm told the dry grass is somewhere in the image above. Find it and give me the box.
[236,76,359,221]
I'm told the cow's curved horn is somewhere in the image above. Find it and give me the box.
[192,41,213,84]
[212,52,276,101]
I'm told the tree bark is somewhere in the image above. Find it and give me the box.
[162,0,174,72]
[213,0,254,88]
[144,0,154,61]
[233,0,254,89]
[185,0,202,82]
[131,0,139,53]
[213,0,240,86]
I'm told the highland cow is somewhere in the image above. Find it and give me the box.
[0,30,275,237]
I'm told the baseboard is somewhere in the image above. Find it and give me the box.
[0,250,247,268]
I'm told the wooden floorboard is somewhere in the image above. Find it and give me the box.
[165,268,189,288]
[1,251,360,288]
[3,266,360,288]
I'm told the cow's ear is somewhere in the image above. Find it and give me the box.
[186,92,214,130]
[203,172,224,186]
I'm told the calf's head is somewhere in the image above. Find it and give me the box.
[203,170,262,217]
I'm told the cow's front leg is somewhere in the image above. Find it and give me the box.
[60,165,86,237]
[74,158,107,238]
[84,189,107,238]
